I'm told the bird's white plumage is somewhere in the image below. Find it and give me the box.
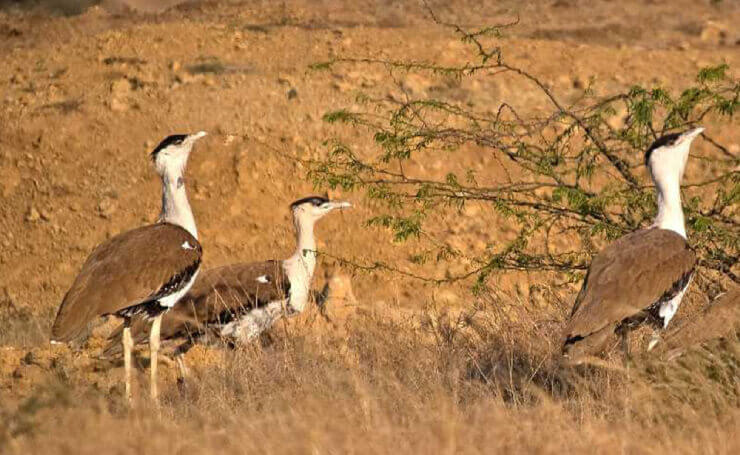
[659,277,691,328]
[155,132,207,240]
[219,299,285,342]
[283,253,313,314]
[158,270,199,309]
[648,127,702,239]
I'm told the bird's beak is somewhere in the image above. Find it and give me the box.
[328,201,352,210]
[190,131,208,142]
[681,126,704,143]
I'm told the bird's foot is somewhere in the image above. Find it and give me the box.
[176,376,187,395]
[647,333,662,352]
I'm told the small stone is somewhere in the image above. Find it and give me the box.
[287,88,298,100]
[110,97,128,112]
[25,207,40,222]
[700,21,728,45]
[98,199,117,219]
[109,78,132,111]
[110,78,132,96]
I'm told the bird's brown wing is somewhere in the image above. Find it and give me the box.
[103,260,290,355]
[161,260,291,337]
[51,223,202,342]
[563,228,696,351]
[664,286,740,353]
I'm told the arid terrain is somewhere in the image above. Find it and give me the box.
[0,1,738,454]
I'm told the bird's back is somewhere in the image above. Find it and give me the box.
[162,260,290,337]
[563,228,695,355]
[51,223,202,343]
[103,259,290,355]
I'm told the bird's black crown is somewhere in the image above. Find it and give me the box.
[644,131,684,165]
[290,196,330,209]
[150,134,189,160]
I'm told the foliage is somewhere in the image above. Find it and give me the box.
[308,9,739,290]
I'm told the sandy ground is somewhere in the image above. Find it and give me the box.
[0,0,738,438]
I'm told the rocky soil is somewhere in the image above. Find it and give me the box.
[0,0,738,410]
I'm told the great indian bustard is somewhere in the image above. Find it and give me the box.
[562,127,704,362]
[103,195,351,383]
[51,132,207,402]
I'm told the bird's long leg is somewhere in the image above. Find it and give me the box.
[175,354,188,384]
[122,317,133,405]
[647,330,662,351]
[619,325,632,363]
[149,313,162,402]
[173,340,192,388]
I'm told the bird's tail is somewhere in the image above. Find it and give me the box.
[50,291,95,344]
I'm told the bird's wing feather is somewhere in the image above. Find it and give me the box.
[102,260,290,355]
[664,286,740,352]
[564,228,696,343]
[166,260,290,331]
[51,223,202,342]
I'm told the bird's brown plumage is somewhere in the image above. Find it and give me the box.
[663,286,740,357]
[562,228,696,358]
[51,223,202,342]
[103,260,290,355]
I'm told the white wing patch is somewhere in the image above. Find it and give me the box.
[159,270,199,309]
[181,241,195,250]
[256,275,270,284]
[659,277,692,328]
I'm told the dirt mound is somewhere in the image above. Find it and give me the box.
[1,2,739,453]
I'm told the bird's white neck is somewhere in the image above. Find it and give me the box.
[287,218,317,276]
[651,169,685,238]
[283,217,317,313]
[159,169,197,239]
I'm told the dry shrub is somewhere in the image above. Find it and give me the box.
[2,302,738,454]
[0,300,52,348]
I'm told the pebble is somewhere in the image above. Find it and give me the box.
[109,78,133,112]
[98,199,117,219]
[25,207,40,222]
[700,21,727,45]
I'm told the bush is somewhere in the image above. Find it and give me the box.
[308,10,739,296]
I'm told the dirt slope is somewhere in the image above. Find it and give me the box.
[0,0,738,429]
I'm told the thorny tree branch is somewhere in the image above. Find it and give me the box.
[305,10,739,287]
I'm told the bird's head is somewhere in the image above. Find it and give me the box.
[645,127,703,185]
[290,195,352,226]
[151,131,207,177]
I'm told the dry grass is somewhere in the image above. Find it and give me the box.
[0,2,737,453]
[2,300,738,454]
